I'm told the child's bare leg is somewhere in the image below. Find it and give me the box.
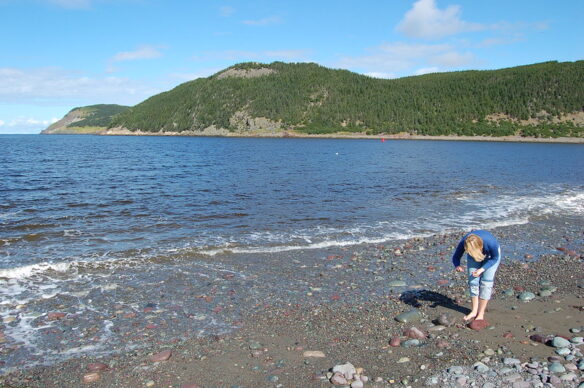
[476,298,489,320]
[464,296,479,321]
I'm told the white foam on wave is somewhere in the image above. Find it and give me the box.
[199,189,583,256]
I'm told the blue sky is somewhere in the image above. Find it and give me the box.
[1,0,582,134]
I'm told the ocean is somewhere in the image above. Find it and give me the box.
[0,134,582,370]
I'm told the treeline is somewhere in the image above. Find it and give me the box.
[108,61,584,137]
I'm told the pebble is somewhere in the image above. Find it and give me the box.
[389,336,401,347]
[330,372,348,385]
[87,363,108,372]
[150,350,172,362]
[560,372,577,381]
[397,357,410,363]
[571,336,583,344]
[145,381,155,387]
[503,358,521,366]
[388,280,407,287]
[351,381,364,388]
[82,373,101,383]
[248,341,262,350]
[303,350,325,358]
[473,362,489,373]
[403,339,420,348]
[549,363,566,373]
[455,376,467,386]
[517,291,536,301]
[551,336,571,348]
[395,309,422,323]
[404,326,426,339]
[555,347,570,356]
[435,313,454,327]
[448,366,464,374]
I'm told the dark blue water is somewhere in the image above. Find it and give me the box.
[0,134,582,370]
[2,135,582,264]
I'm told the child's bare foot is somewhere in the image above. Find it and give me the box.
[475,315,485,321]
[463,312,477,321]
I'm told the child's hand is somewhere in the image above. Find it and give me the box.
[455,266,464,272]
[472,268,485,277]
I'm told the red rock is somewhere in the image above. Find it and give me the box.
[567,250,579,257]
[427,266,436,271]
[87,363,108,372]
[204,296,214,303]
[524,254,533,259]
[150,350,172,362]
[437,279,449,286]
[503,332,514,339]
[123,312,137,319]
[82,373,101,383]
[404,327,426,339]
[436,340,451,348]
[556,247,568,252]
[468,319,489,331]
[145,324,158,329]
[513,286,524,292]
[212,306,223,313]
[143,307,155,313]
[330,294,341,301]
[389,336,401,347]
[47,312,66,321]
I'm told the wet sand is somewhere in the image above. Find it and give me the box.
[1,216,583,387]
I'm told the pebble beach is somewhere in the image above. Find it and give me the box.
[1,213,582,388]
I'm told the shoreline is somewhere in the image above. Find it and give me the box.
[41,128,584,144]
[1,217,582,387]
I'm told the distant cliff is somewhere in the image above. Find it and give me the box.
[45,61,584,138]
[42,104,129,134]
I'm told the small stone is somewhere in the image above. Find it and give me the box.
[330,372,348,385]
[555,348,570,356]
[389,336,401,347]
[145,381,155,387]
[388,280,407,287]
[549,362,566,373]
[529,334,550,344]
[303,350,325,358]
[3,317,16,323]
[47,312,67,321]
[248,341,262,350]
[150,350,172,362]
[180,385,200,388]
[87,363,108,372]
[474,362,489,373]
[83,373,100,383]
[571,337,583,344]
[559,372,577,381]
[332,362,356,380]
[403,339,420,348]
[266,375,279,382]
[503,358,521,366]
[395,309,422,323]
[351,381,364,388]
[404,326,426,339]
[397,357,410,363]
[484,349,495,356]
[502,289,515,297]
[517,291,536,301]
[469,319,489,331]
[435,313,455,327]
[448,366,464,374]
[552,336,571,348]
[512,382,530,388]
[455,377,467,386]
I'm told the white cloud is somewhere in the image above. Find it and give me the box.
[365,72,396,79]
[111,46,163,62]
[414,67,440,75]
[242,16,281,26]
[0,67,160,106]
[219,5,235,17]
[0,116,59,134]
[337,42,477,77]
[429,51,476,67]
[396,0,484,40]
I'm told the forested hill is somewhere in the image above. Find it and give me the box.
[54,61,584,137]
[42,104,129,134]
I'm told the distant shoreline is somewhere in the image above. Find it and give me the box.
[43,128,584,144]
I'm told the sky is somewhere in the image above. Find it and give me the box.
[1,0,582,134]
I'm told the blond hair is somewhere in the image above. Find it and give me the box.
[465,234,485,262]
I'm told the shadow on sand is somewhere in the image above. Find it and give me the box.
[399,289,470,315]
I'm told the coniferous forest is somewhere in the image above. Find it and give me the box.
[48,61,584,138]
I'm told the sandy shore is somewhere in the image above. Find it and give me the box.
[1,217,583,388]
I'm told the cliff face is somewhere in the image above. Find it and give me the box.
[42,108,89,134]
[42,104,130,134]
